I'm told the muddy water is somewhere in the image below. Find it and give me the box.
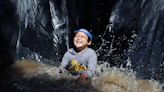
[0,59,163,92]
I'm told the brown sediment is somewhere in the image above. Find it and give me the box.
[1,59,162,92]
[137,79,161,92]
[92,69,163,92]
[10,59,42,76]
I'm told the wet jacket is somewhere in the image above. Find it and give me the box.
[60,48,97,77]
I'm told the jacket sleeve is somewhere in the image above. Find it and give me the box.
[60,52,70,68]
[82,51,97,77]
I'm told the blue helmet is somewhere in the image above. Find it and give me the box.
[74,28,93,41]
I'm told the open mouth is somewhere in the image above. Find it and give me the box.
[76,40,82,44]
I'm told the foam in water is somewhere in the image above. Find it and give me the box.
[11,60,163,92]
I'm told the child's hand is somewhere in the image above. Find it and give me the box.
[79,73,88,79]
[77,74,90,85]
[58,67,66,73]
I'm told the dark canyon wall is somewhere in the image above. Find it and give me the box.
[0,0,164,83]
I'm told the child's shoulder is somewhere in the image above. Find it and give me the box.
[68,48,73,52]
[86,48,96,53]
[67,48,76,54]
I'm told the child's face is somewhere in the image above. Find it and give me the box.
[73,32,91,49]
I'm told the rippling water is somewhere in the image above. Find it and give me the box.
[0,59,163,92]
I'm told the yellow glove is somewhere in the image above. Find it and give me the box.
[70,60,87,72]
[71,59,79,66]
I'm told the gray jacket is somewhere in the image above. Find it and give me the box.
[60,48,97,77]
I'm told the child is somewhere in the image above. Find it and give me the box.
[59,28,97,84]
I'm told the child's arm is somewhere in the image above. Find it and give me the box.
[61,52,70,67]
[81,51,97,78]
[77,51,97,85]
[59,52,70,73]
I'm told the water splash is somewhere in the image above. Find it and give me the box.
[49,0,69,49]
[8,59,163,92]
[108,0,164,82]
[96,19,117,60]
